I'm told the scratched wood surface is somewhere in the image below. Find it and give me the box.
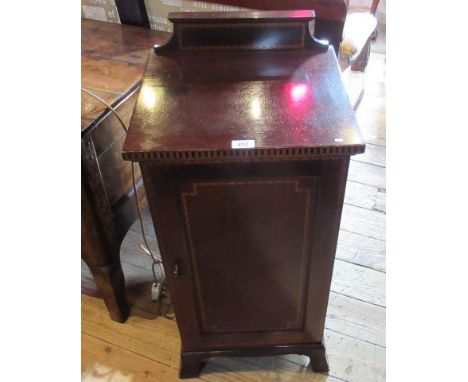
[82,42,386,382]
[81,20,170,133]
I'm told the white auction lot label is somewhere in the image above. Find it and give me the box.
[231,139,256,149]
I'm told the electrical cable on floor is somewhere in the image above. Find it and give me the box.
[131,161,166,278]
[82,87,169,315]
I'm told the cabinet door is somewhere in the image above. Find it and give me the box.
[141,159,348,350]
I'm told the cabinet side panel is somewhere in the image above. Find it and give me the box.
[304,157,350,341]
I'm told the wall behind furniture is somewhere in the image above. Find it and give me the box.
[143,0,249,32]
[81,0,121,24]
[81,0,249,31]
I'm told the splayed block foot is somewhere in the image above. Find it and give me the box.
[179,343,329,378]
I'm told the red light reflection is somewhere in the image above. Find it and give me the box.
[290,84,308,102]
[284,82,314,138]
[284,82,313,107]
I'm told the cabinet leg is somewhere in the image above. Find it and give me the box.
[88,262,130,323]
[305,344,329,372]
[179,352,206,379]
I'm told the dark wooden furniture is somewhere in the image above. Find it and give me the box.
[200,0,348,55]
[81,19,170,322]
[123,10,365,378]
[113,0,347,58]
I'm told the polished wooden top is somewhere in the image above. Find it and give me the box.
[81,19,170,134]
[122,12,364,163]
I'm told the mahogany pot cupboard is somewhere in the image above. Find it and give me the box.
[122,10,365,378]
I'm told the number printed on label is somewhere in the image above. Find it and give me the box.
[231,139,255,149]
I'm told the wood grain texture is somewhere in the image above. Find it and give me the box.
[81,117,95,131]
[82,333,189,382]
[348,160,386,190]
[81,89,118,122]
[82,260,167,318]
[340,204,386,240]
[90,90,139,157]
[82,19,170,64]
[322,330,385,381]
[327,292,385,347]
[81,56,144,96]
[331,259,386,307]
[344,181,380,210]
[81,19,170,134]
[98,137,137,206]
[82,294,181,369]
[82,294,385,381]
[336,230,385,272]
[352,143,385,167]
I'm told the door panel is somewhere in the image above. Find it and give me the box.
[178,177,317,334]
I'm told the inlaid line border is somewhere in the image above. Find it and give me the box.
[180,179,314,334]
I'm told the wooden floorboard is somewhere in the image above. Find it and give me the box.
[340,205,386,241]
[327,292,385,347]
[336,231,385,272]
[82,294,385,382]
[348,161,386,190]
[344,181,379,210]
[82,27,386,381]
[352,143,386,167]
[331,260,386,307]
[82,333,190,382]
[344,181,386,213]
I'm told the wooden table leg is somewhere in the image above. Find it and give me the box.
[81,192,130,322]
[82,139,130,322]
[84,259,129,323]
